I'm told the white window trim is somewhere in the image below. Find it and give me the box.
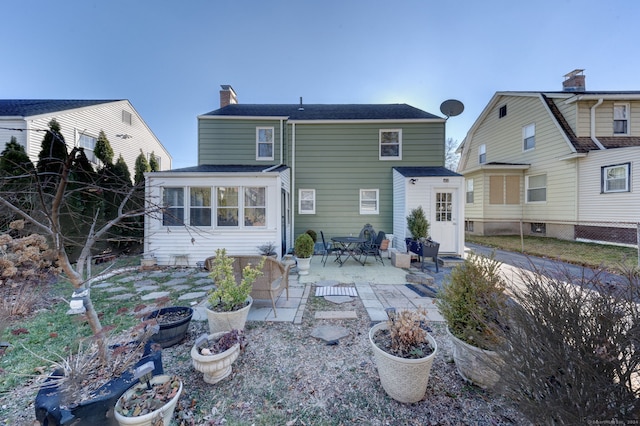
[466,178,474,204]
[77,131,99,165]
[256,127,275,161]
[479,144,486,164]
[189,187,213,228]
[602,163,630,193]
[359,189,379,215]
[298,189,315,214]
[613,103,630,136]
[379,129,402,160]
[523,123,535,151]
[525,174,547,203]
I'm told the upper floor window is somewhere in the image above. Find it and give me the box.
[163,187,185,226]
[256,127,274,160]
[244,187,266,226]
[478,144,486,164]
[466,179,474,204]
[379,129,402,160]
[523,123,535,151]
[499,105,507,118]
[360,189,379,214]
[613,103,629,135]
[190,187,211,226]
[299,189,315,214]
[78,133,98,164]
[602,163,630,193]
[122,110,132,125]
[217,186,239,226]
[526,174,547,203]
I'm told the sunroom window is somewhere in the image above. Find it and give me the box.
[163,187,184,226]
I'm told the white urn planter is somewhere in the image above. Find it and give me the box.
[368,322,438,403]
[447,328,502,389]
[296,256,312,276]
[205,297,252,333]
[114,375,182,426]
[191,332,241,384]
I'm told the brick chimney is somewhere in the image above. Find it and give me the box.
[562,69,586,92]
[219,85,238,108]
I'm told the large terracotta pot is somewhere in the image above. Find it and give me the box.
[368,322,438,403]
[447,328,502,389]
[205,297,252,333]
[191,332,241,384]
[114,375,182,426]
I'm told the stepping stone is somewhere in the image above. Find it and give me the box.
[117,276,137,283]
[178,291,207,301]
[141,291,170,301]
[324,295,353,304]
[194,278,214,285]
[310,325,350,342]
[108,293,136,301]
[167,284,192,292]
[134,279,157,287]
[163,278,187,287]
[103,286,128,293]
[314,310,358,320]
[135,285,159,293]
[170,270,191,278]
[91,282,113,289]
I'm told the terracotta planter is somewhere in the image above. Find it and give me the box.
[143,306,193,348]
[206,297,252,333]
[447,328,502,389]
[368,322,438,403]
[191,332,241,384]
[114,375,182,426]
[296,257,312,276]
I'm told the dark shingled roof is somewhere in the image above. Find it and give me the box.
[203,104,441,120]
[394,166,461,177]
[0,100,118,117]
[165,164,289,173]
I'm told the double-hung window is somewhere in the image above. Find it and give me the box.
[526,174,547,202]
[466,179,474,204]
[244,187,266,226]
[379,129,402,160]
[163,187,185,226]
[614,104,629,135]
[523,123,535,151]
[299,189,315,214]
[602,163,630,193]
[478,144,486,164]
[360,189,379,214]
[79,133,98,164]
[217,187,239,226]
[256,127,274,160]
[190,187,211,226]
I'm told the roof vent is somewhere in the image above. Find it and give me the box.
[563,69,586,92]
[298,97,304,111]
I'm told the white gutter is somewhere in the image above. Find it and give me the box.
[590,98,606,150]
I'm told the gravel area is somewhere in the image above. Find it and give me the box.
[3,285,529,425]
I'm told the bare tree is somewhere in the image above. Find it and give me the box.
[445,137,460,171]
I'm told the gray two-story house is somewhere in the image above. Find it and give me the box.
[144,86,464,265]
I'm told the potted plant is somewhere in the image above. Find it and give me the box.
[368,307,438,403]
[406,206,430,242]
[257,241,278,258]
[294,233,314,276]
[435,252,507,389]
[142,306,193,348]
[205,248,264,333]
[190,329,245,384]
[114,373,182,426]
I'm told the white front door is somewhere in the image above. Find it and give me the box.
[430,189,458,254]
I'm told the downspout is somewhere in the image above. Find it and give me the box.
[590,98,606,150]
[291,123,296,242]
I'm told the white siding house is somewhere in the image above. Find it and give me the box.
[0,100,171,176]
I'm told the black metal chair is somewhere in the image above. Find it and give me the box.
[320,231,340,266]
[360,230,385,265]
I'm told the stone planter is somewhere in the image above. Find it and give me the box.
[114,375,182,426]
[143,306,193,348]
[447,328,502,389]
[205,297,252,333]
[296,257,312,276]
[191,332,241,384]
[368,322,438,403]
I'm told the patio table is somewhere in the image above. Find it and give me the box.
[331,236,367,267]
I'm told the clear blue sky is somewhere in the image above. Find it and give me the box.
[2,0,639,169]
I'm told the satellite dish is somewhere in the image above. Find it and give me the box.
[440,99,464,118]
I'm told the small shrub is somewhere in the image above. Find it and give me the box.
[305,229,317,243]
[207,249,264,312]
[436,252,507,350]
[406,207,429,240]
[497,263,640,423]
[257,242,277,257]
[294,234,314,258]
[374,308,433,359]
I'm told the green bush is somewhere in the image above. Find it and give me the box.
[207,248,264,312]
[406,206,429,240]
[305,229,317,243]
[436,252,507,350]
[294,233,314,258]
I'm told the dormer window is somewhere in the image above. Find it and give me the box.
[614,103,629,135]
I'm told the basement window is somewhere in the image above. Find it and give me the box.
[531,223,546,234]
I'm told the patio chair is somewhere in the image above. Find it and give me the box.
[320,231,340,266]
[360,230,386,265]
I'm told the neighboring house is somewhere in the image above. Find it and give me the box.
[145,86,464,265]
[457,70,640,245]
[0,99,171,175]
